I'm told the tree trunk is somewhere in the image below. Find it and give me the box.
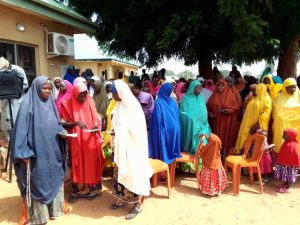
[198,60,212,79]
[277,36,300,80]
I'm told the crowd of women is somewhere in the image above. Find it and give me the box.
[10,65,300,224]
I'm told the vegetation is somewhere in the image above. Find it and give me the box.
[67,0,299,79]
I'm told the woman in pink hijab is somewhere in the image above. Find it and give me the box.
[175,82,186,101]
[205,79,215,92]
[56,80,73,114]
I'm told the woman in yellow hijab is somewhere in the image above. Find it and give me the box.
[263,74,282,100]
[272,78,300,154]
[101,99,118,168]
[235,84,272,152]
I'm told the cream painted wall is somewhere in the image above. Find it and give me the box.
[0,5,76,79]
[75,61,139,80]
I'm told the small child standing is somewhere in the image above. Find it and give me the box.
[274,128,300,193]
[254,129,273,183]
[199,133,227,196]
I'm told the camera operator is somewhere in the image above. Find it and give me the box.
[0,56,28,137]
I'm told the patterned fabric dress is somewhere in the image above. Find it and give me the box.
[198,134,227,196]
[112,167,140,204]
[199,166,227,196]
[21,185,65,225]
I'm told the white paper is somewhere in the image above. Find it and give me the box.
[83,128,101,133]
[58,132,78,138]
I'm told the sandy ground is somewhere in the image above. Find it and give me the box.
[1,170,300,225]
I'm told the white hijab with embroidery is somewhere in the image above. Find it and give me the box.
[112,79,153,196]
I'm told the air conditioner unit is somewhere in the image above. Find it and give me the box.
[47,32,74,56]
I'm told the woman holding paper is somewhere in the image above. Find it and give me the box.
[11,76,68,225]
[60,83,104,202]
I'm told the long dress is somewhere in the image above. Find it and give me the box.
[272,78,300,154]
[235,84,272,152]
[180,80,211,154]
[111,80,153,202]
[60,83,104,186]
[207,79,242,151]
[148,83,181,164]
[11,76,67,225]
[199,134,227,196]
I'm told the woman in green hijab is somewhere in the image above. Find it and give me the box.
[179,80,211,154]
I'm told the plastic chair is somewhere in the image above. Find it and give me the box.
[224,134,266,196]
[170,142,204,188]
[149,158,171,198]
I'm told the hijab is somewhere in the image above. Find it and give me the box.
[93,80,109,118]
[56,80,73,114]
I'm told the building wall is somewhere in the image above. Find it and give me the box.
[0,5,76,79]
[75,61,139,80]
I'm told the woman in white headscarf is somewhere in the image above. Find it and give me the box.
[109,79,153,220]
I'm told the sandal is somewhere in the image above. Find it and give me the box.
[109,202,125,210]
[276,187,289,193]
[125,205,142,220]
[275,183,285,188]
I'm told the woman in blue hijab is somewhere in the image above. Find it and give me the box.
[11,76,68,225]
[179,80,211,154]
[148,83,181,165]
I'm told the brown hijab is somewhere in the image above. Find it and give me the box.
[200,134,223,170]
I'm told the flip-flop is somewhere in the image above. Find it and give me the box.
[125,207,142,220]
[275,183,285,188]
[276,187,289,193]
[109,202,125,210]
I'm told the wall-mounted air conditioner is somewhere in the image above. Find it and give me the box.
[47,32,74,56]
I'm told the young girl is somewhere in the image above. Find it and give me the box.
[253,129,274,183]
[274,128,300,193]
[199,133,227,196]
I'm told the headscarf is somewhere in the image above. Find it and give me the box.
[180,80,211,153]
[205,79,215,92]
[63,65,78,84]
[93,80,109,118]
[73,77,86,86]
[200,133,223,170]
[111,80,153,196]
[56,80,73,114]
[175,82,185,101]
[11,76,66,204]
[148,83,181,164]
[260,66,272,83]
[282,78,297,95]
[273,76,283,84]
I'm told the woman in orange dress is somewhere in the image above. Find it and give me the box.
[207,79,242,156]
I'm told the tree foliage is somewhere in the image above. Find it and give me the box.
[68,1,272,70]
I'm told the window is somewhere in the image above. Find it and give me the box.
[0,41,36,84]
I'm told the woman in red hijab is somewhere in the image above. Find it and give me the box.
[207,79,242,157]
[60,83,104,202]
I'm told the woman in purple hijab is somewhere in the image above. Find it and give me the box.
[11,76,68,225]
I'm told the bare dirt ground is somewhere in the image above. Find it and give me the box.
[1,171,300,225]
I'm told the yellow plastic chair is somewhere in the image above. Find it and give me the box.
[149,158,171,198]
[224,134,266,196]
